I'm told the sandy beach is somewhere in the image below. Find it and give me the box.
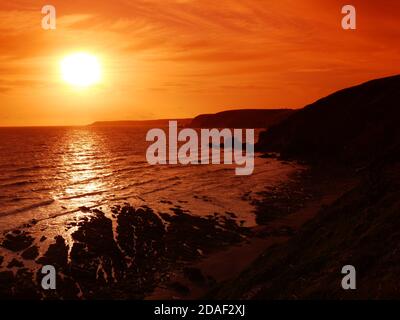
[0,133,300,300]
[0,157,357,300]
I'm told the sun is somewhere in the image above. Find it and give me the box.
[61,53,102,87]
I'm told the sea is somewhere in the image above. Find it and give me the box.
[0,126,299,233]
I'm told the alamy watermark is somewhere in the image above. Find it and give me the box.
[341,265,356,290]
[41,265,56,290]
[40,4,356,31]
[342,5,357,30]
[41,5,56,30]
[146,121,255,176]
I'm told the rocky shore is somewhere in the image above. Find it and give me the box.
[0,202,252,299]
[0,162,358,300]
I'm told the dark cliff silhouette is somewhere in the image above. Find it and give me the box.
[212,75,400,299]
[189,109,294,129]
[90,119,192,127]
[256,75,400,165]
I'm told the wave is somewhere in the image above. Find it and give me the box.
[142,181,182,195]
[117,179,156,191]
[59,190,106,200]
[0,199,55,217]
[14,164,56,173]
[0,180,38,188]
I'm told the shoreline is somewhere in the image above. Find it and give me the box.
[0,202,250,299]
[148,165,359,299]
[0,160,356,300]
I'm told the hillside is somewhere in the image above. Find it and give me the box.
[256,75,400,164]
[212,143,400,299]
[189,109,294,128]
[211,75,400,299]
[90,119,192,127]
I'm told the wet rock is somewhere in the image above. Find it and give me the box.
[225,212,237,219]
[0,271,14,284]
[113,205,167,297]
[274,226,295,236]
[22,246,39,260]
[259,152,277,159]
[163,207,249,260]
[1,231,34,252]
[170,207,187,215]
[4,203,251,300]
[7,258,24,268]
[79,206,91,213]
[70,210,126,297]
[183,267,206,285]
[160,200,173,204]
[167,281,190,296]
[117,206,165,269]
[0,271,14,298]
[12,268,40,299]
[37,235,69,270]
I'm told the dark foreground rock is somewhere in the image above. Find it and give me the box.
[1,231,34,252]
[0,204,249,299]
[22,246,39,260]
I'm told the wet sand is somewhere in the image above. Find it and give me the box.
[0,161,357,300]
[148,166,359,299]
[0,203,250,299]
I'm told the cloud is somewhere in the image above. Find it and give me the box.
[0,0,399,125]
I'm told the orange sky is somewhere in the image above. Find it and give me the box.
[0,0,399,126]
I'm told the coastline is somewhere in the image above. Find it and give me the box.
[0,157,299,299]
[149,165,359,299]
[0,156,359,300]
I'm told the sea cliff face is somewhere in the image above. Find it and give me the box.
[212,75,400,299]
[256,75,400,164]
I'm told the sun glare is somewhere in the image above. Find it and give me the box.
[61,53,102,87]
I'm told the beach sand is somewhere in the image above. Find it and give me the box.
[0,159,358,300]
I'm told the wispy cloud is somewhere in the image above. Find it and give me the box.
[0,0,399,125]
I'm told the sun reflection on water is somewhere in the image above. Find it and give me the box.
[54,128,111,213]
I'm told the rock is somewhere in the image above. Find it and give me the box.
[69,210,127,297]
[0,271,14,298]
[167,281,190,296]
[116,205,165,275]
[225,212,237,219]
[0,271,14,284]
[22,246,39,260]
[1,231,34,252]
[79,206,91,213]
[160,200,173,204]
[36,235,69,270]
[183,267,206,285]
[7,258,24,268]
[1,203,251,299]
[12,268,40,299]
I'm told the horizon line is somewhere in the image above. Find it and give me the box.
[0,108,295,128]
